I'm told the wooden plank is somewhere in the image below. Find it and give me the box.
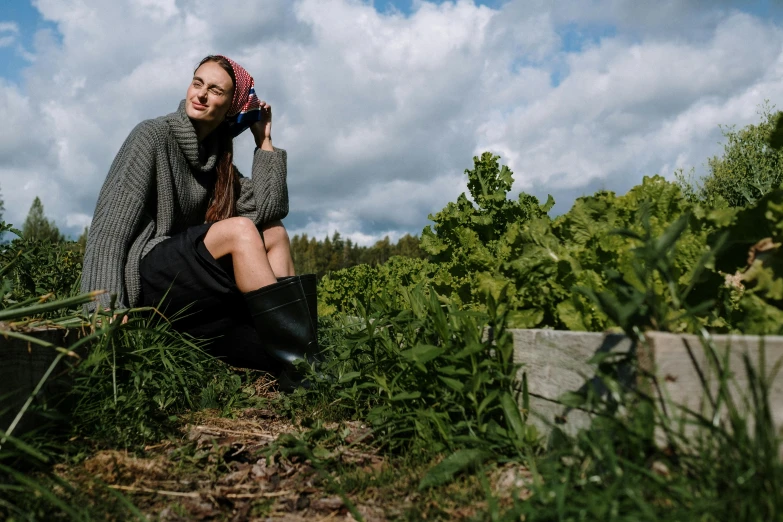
[0,325,79,435]
[511,329,636,438]
[645,332,783,436]
[509,329,783,443]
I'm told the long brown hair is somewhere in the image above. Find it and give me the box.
[198,55,240,222]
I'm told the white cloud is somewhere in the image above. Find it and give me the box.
[131,0,179,21]
[0,20,20,48]
[0,22,20,34]
[477,11,783,200]
[1,1,782,241]
[65,212,92,229]
[287,208,390,247]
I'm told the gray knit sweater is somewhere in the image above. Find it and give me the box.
[80,100,288,310]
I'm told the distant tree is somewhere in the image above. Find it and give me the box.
[0,184,5,222]
[290,233,319,275]
[22,196,63,242]
[342,237,357,267]
[369,236,392,266]
[316,235,332,276]
[326,232,344,272]
[393,234,425,259]
[696,104,783,207]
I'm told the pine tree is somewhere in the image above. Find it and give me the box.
[22,196,63,242]
[394,234,425,258]
[0,184,5,223]
[370,236,392,265]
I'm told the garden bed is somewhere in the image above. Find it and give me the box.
[0,323,86,435]
[6,325,783,443]
[512,329,783,442]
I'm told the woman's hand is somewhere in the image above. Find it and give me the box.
[251,101,274,151]
[93,308,128,329]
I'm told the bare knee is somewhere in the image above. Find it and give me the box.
[205,217,264,259]
[261,220,290,251]
[227,217,263,247]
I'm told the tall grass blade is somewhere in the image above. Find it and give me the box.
[418,448,492,490]
[0,290,105,322]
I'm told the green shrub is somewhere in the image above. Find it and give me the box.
[0,223,83,305]
[701,105,783,207]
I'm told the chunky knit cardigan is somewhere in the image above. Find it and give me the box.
[80,100,288,310]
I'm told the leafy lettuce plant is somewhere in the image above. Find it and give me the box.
[308,284,538,455]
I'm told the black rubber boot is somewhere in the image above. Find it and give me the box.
[244,276,319,391]
[277,274,317,329]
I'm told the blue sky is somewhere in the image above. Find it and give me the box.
[0,1,57,82]
[1,1,783,243]
[0,1,510,82]
[5,0,776,87]
[382,0,505,13]
[4,0,781,82]
[0,0,593,84]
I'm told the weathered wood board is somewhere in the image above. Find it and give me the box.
[645,332,783,436]
[510,329,783,443]
[510,329,636,437]
[0,325,81,436]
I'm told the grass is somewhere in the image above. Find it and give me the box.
[1,222,782,520]
[2,317,781,520]
[0,288,269,519]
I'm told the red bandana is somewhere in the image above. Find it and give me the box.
[216,55,262,137]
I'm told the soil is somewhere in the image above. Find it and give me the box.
[52,380,533,521]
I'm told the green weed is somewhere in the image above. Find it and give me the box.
[303,284,539,456]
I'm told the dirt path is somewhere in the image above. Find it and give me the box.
[58,406,388,521]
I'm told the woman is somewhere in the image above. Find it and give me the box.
[80,55,318,388]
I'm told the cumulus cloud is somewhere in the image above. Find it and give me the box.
[477,11,783,212]
[1,1,782,242]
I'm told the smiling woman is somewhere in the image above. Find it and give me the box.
[80,55,319,390]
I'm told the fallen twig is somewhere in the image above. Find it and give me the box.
[191,424,278,441]
[108,485,201,498]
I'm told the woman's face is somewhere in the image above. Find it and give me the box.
[185,61,234,126]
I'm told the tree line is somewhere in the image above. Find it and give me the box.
[290,231,425,279]
[1,195,88,247]
[5,193,425,277]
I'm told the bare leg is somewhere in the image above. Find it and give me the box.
[261,220,295,277]
[203,217,277,292]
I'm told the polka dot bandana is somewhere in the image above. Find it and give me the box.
[216,55,262,138]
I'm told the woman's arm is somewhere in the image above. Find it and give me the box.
[235,147,289,225]
[80,122,156,311]
[235,103,289,225]
[258,135,274,152]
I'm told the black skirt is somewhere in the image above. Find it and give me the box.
[139,223,278,371]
